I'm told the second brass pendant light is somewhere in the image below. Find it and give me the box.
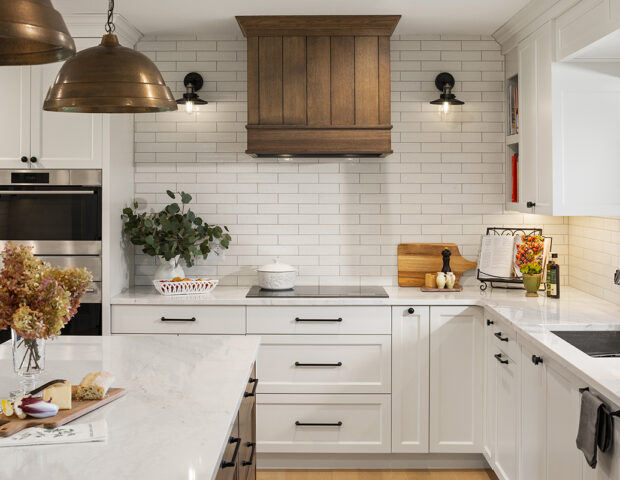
[43,0,177,113]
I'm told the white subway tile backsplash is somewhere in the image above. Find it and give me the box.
[132,33,570,287]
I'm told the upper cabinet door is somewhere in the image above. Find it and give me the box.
[518,22,553,215]
[0,66,30,168]
[30,37,103,169]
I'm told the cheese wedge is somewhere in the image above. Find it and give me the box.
[43,381,72,410]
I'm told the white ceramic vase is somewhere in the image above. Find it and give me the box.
[446,272,456,289]
[436,272,446,289]
[153,256,185,281]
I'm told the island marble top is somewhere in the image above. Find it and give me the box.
[0,335,260,480]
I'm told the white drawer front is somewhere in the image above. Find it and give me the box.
[256,394,391,453]
[247,306,390,335]
[256,335,391,394]
[111,305,245,334]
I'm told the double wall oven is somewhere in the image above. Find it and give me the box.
[0,170,102,343]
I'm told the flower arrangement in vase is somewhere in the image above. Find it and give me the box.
[515,234,545,297]
[122,191,231,280]
[0,242,92,394]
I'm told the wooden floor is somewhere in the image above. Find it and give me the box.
[257,470,498,480]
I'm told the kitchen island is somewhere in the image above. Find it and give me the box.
[0,335,260,480]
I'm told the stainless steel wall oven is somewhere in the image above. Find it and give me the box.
[0,170,102,343]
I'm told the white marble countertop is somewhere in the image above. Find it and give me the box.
[0,335,260,480]
[112,285,620,407]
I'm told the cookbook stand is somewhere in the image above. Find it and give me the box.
[477,227,551,291]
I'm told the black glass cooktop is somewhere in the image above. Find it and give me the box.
[246,285,388,298]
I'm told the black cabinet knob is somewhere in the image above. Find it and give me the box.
[30,156,37,163]
[526,201,536,208]
[532,355,543,365]
[486,319,494,326]
[20,156,28,163]
[408,307,415,315]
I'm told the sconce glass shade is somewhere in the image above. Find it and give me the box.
[43,34,177,113]
[0,0,75,65]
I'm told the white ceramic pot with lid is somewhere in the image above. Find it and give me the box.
[256,258,297,290]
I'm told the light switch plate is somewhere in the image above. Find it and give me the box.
[615,269,620,285]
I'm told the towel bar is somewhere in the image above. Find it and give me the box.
[579,387,620,417]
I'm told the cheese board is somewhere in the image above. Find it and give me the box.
[0,388,126,437]
[398,243,477,287]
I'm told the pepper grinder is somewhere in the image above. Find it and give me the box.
[441,248,452,273]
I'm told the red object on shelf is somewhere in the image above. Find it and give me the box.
[511,154,518,202]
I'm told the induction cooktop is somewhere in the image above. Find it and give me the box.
[246,285,388,298]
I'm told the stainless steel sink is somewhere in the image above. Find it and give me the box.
[551,330,620,358]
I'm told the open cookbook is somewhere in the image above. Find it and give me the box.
[477,230,551,286]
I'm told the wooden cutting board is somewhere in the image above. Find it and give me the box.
[398,243,477,287]
[0,388,126,437]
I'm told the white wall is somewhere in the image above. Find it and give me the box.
[132,31,569,287]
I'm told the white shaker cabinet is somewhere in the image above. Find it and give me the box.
[429,306,484,453]
[519,342,547,480]
[546,359,583,480]
[29,37,103,169]
[517,21,554,215]
[0,66,30,168]
[391,306,429,453]
[494,348,520,480]
[483,313,497,463]
[0,37,104,169]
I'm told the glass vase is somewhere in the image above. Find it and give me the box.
[12,329,46,395]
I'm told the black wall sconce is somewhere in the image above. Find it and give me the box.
[176,72,208,114]
[430,72,464,114]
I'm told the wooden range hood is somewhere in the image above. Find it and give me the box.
[236,15,400,157]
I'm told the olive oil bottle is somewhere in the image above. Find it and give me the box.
[546,253,560,298]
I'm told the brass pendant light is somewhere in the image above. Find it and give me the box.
[43,0,177,113]
[0,0,75,65]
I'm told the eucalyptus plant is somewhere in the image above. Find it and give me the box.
[121,191,231,267]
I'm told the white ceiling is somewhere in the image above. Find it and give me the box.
[53,0,531,37]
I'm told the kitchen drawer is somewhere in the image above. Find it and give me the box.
[256,335,391,394]
[246,306,390,335]
[239,366,257,480]
[490,318,519,362]
[111,305,246,334]
[256,393,391,453]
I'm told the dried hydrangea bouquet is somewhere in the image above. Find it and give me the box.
[0,243,92,394]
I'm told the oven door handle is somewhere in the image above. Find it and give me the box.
[0,190,96,195]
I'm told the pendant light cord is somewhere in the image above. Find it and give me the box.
[105,0,116,33]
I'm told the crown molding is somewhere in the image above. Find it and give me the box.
[493,0,580,53]
[63,14,142,47]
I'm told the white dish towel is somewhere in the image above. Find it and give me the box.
[0,420,107,447]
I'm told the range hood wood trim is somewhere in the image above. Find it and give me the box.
[246,124,393,130]
[236,15,401,37]
[246,126,392,156]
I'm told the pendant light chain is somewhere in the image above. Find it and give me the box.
[105,0,116,33]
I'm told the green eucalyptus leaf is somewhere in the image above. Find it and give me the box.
[166,190,176,199]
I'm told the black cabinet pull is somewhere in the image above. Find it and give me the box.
[244,377,258,397]
[408,307,415,314]
[220,436,241,468]
[242,442,256,466]
[295,362,342,367]
[527,201,536,208]
[295,317,342,322]
[532,355,543,365]
[494,353,509,364]
[30,156,37,163]
[486,319,494,326]
[295,421,343,427]
[160,316,196,322]
[494,332,509,342]
[20,156,28,163]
